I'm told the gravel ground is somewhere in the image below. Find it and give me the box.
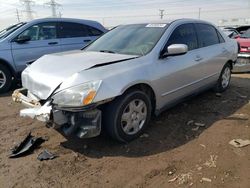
[0,74,249,188]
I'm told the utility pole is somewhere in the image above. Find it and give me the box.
[58,11,62,18]
[20,0,34,20]
[16,9,21,22]
[198,8,201,19]
[45,0,61,17]
[159,9,165,19]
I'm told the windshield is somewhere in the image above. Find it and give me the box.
[241,29,250,38]
[85,24,168,56]
[0,22,26,39]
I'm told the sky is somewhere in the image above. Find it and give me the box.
[0,0,250,29]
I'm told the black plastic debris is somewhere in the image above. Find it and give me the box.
[37,150,56,161]
[9,132,45,158]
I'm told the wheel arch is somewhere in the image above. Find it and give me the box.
[0,58,16,79]
[120,83,156,113]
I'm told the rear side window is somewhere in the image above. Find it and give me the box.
[195,23,220,47]
[59,22,89,38]
[217,31,225,43]
[87,26,103,36]
[165,23,198,51]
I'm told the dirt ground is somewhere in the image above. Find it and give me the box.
[0,74,249,188]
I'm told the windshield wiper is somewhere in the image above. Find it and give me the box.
[99,50,116,54]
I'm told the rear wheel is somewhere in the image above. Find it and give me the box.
[103,90,152,142]
[214,63,231,93]
[0,64,12,94]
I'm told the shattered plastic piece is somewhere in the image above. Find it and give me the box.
[192,127,199,131]
[9,132,44,158]
[201,177,212,182]
[216,93,222,97]
[194,122,205,127]
[229,139,250,148]
[140,133,149,138]
[187,120,194,126]
[37,150,56,161]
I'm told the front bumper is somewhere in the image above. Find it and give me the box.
[232,53,250,73]
[12,88,102,139]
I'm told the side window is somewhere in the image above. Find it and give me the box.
[18,22,57,41]
[165,23,198,51]
[196,24,220,47]
[59,22,89,38]
[217,30,225,43]
[87,26,103,36]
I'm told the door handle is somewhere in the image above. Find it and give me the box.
[195,56,203,62]
[84,39,91,43]
[48,42,58,45]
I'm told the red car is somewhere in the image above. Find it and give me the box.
[234,29,250,72]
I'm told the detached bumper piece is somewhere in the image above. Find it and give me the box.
[59,109,102,139]
[9,132,45,158]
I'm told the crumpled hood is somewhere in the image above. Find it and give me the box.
[22,51,138,99]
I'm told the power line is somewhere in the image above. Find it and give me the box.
[20,0,35,20]
[44,0,61,17]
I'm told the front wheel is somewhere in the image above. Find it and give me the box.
[0,64,12,94]
[214,63,231,93]
[103,90,152,142]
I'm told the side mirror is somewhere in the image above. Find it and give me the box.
[14,35,31,43]
[160,44,188,58]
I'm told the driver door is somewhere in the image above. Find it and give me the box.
[153,23,206,109]
[11,22,61,72]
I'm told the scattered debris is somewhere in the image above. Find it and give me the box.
[9,132,44,158]
[200,144,206,148]
[168,176,178,183]
[177,172,193,185]
[229,139,250,148]
[187,120,194,126]
[226,113,249,121]
[204,155,218,168]
[37,150,56,161]
[192,127,199,131]
[194,123,205,127]
[197,166,202,171]
[216,93,222,97]
[166,165,177,176]
[140,133,149,138]
[201,177,212,183]
[233,91,247,99]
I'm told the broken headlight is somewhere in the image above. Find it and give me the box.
[52,80,102,107]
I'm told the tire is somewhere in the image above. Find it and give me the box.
[103,90,152,142]
[214,63,231,93]
[0,64,12,94]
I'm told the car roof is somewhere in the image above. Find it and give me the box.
[26,17,106,31]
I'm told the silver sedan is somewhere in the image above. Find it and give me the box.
[13,19,238,142]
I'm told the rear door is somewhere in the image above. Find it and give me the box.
[11,22,61,72]
[58,22,103,52]
[194,23,228,80]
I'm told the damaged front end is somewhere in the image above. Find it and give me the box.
[12,88,103,139]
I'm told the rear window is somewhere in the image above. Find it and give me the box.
[195,23,220,47]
